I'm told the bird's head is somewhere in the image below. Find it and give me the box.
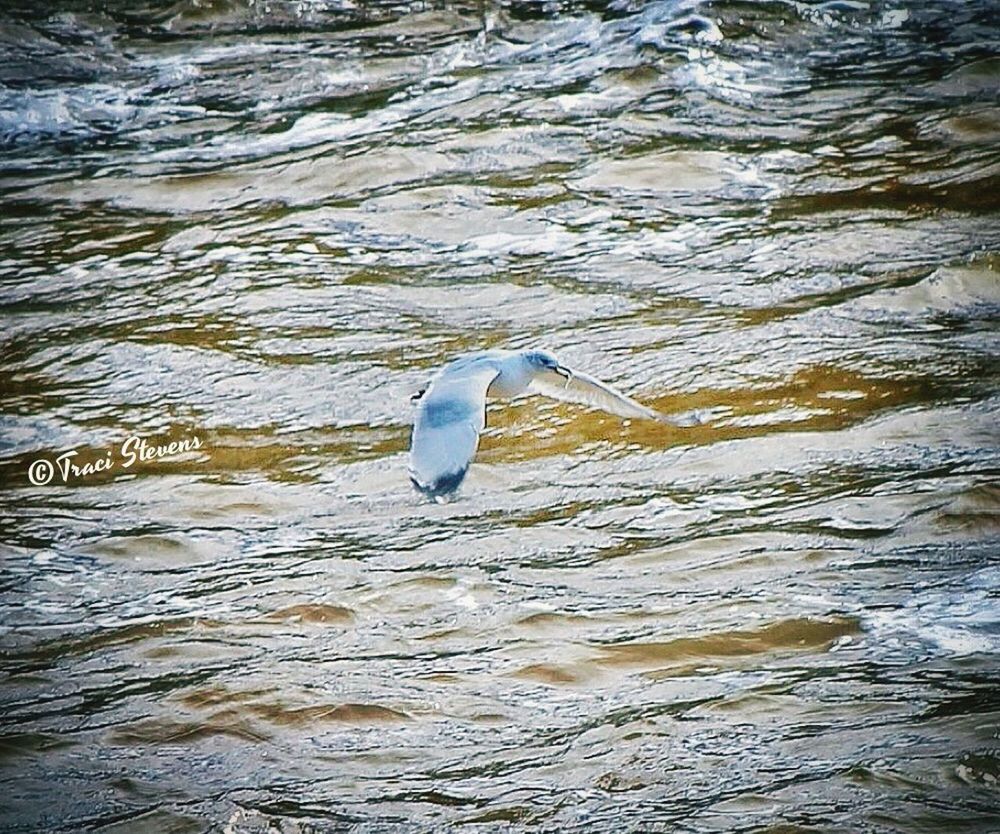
[524,350,572,380]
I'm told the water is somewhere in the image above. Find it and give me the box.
[1,1,999,830]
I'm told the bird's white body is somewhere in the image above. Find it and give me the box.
[482,351,537,398]
[432,350,536,399]
[408,349,678,499]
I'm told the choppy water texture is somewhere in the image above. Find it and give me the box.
[2,0,999,831]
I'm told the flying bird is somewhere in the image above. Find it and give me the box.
[408,349,683,499]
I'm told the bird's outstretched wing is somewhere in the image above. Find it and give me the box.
[530,366,675,423]
[409,362,500,498]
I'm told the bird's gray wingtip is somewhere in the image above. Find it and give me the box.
[409,468,468,500]
[658,410,703,427]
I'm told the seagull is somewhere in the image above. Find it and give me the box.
[408,349,683,499]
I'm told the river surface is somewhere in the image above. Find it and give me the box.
[1,1,999,831]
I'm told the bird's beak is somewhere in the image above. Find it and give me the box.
[554,364,573,384]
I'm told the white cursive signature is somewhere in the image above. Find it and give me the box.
[28,435,205,485]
